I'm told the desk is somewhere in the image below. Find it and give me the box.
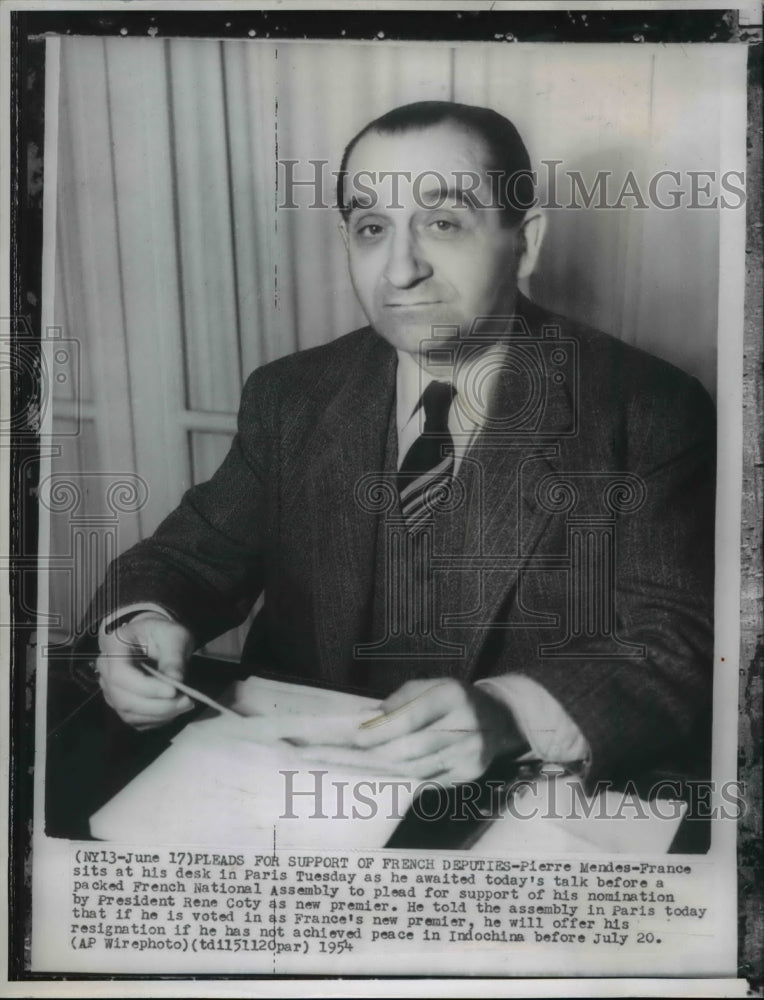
[45,651,709,852]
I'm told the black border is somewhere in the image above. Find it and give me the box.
[16,8,739,42]
[8,5,761,989]
[9,11,45,986]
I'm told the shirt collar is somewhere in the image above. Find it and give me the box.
[395,342,508,435]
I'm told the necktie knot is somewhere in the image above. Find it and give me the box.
[420,380,456,435]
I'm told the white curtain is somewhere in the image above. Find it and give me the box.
[450,43,721,384]
[48,37,722,650]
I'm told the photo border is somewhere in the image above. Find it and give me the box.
[3,2,762,993]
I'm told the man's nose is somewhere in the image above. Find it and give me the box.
[383,230,433,288]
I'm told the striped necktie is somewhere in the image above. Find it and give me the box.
[397,380,457,530]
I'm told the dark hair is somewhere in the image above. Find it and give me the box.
[336,100,534,225]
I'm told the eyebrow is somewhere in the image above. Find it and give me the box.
[417,183,481,211]
[347,195,379,214]
[346,181,483,216]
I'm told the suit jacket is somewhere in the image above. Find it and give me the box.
[85,294,716,789]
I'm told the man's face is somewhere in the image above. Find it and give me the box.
[341,123,525,357]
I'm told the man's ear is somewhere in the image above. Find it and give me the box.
[516,209,546,281]
[338,219,349,251]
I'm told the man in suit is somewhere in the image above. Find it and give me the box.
[89,102,715,796]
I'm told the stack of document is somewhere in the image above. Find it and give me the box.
[90,675,687,852]
[89,676,417,847]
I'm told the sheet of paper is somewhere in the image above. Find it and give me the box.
[89,679,416,847]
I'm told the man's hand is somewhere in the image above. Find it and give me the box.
[293,678,528,786]
[355,679,527,784]
[97,615,195,730]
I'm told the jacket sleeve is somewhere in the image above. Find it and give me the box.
[512,373,716,788]
[75,365,278,655]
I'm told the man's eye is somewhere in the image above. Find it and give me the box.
[429,218,460,233]
[356,223,385,239]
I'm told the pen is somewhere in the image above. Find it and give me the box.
[358,683,446,730]
[139,660,243,720]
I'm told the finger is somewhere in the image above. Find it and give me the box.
[407,733,485,783]
[100,619,192,692]
[99,623,144,657]
[276,710,381,748]
[116,696,194,722]
[101,693,194,727]
[131,630,190,683]
[105,620,192,682]
[145,642,189,682]
[360,726,455,765]
[99,676,194,718]
[357,683,470,748]
[367,715,482,769]
[100,621,160,662]
[121,706,192,730]
[379,679,453,714]
[97,656,184,700]
[289,743,414,777]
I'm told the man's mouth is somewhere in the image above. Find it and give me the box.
[385,301,441,308]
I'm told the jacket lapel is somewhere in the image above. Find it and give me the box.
[448,299,578,672]
[305,332,397,684]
